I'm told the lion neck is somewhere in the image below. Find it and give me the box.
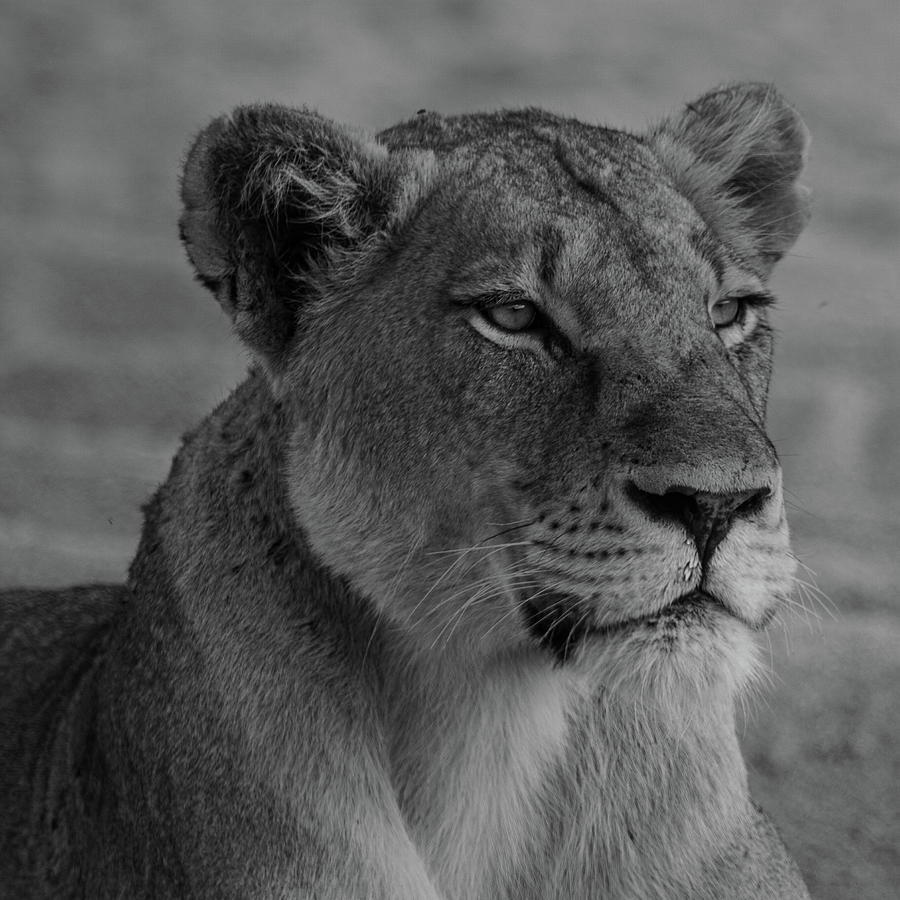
[126,370,752,900]
[383,636,749,900]
[124,372,386,772]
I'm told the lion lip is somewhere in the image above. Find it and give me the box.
[522,589,735,661]
[586,589,733,639]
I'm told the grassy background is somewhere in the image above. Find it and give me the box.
[1,1,897,895]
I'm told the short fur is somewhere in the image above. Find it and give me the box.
[1,83,811,898]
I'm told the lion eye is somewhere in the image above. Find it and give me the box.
[483,301,538,332]
[710,297,742,328]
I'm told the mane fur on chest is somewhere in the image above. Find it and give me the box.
[383,639,748,900]
[385,647,575,898]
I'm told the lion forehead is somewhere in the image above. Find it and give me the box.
[379,114,710,302]
[382,109,665,206]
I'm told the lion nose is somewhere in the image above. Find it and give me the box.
[626,482,771,566]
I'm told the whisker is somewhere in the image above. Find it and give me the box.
[361,538,421,669]
[480,576,572,640]
[406,541,528,625]
[482,518,538,541]
[787,577,837,620]
[429,577,539,650]
[410,553,546,640]
[440,581,540,649]
[426,540,533,558]
[422,570,543,626]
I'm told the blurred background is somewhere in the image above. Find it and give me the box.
[1,0,897,895]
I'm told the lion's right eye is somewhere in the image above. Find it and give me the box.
[462,291,569,356]
[482,301,538,333]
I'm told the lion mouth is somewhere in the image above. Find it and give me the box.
[592,589,728,636]
[522,589,731,663]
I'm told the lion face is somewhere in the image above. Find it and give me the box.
[181,86,809,691]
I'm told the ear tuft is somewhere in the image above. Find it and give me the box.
[650,83,810,274]
[179,105,408,369]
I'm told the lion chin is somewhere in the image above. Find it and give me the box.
[1,83,811,900]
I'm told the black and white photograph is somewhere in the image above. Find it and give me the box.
[1,2,897,898]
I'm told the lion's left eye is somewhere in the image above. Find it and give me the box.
[482,301,538,333]
[710,297,742,328]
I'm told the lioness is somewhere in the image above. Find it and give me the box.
[1,83,811,899]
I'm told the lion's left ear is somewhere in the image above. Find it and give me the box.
[180,105,418,371]
[649,83,811,275]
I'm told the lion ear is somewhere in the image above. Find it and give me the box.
[649,82,810,274]
[180,105,410,370]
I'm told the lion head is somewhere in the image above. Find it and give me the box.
[180,83,809,706]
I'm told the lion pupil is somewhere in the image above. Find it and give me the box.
[712,298,740,327]
[490,302,536,331]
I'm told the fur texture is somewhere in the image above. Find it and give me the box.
[1,83,811,898]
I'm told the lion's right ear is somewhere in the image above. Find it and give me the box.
[180,105,416,371]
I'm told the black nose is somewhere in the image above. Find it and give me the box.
[626,482,771,565]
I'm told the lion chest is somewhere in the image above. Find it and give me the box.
[387,657,576,900]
